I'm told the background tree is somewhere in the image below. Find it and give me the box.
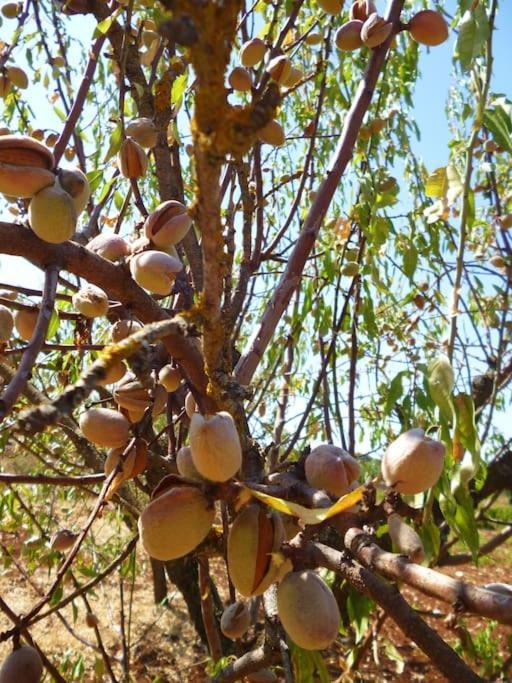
[0,0,511,681]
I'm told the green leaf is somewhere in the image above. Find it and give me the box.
[47,310,60,340]
[417,518,441,563]
[403,244,417,280]
[290,642,330,683]
[483,105,512,153]
[453,393,480,460]
[384,372,404,415]
[347,588,373,642]
[427,354,455,424]
[103,123,123,163]
[455,7,489,70]
[440,486,479,561]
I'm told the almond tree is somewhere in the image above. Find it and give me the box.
[0,0,511,681]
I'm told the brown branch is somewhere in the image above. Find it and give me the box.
[439,524,512,566]
[290,541,485,683]
[20,536,138,631]
[0,265,59,422]
[235,0,405,385]
[198,556,223,662]
[0,473,105,486]
[345,527,512,625]
[15,317,195,436]
[0,223,208,394]
[53,34,107,165]
[0,461,130,640]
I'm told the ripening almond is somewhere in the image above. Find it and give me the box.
[265,55,292,84]
[129,251,182,295]
[143,200,192,248]
[408,10,449,46]
[220,601,251,640]
[6,65,28,89]
[117,138,147,179]
[184,391,197,417]
[72,284,109,318]
[350,0,376,21]
[0,135,55,198]
[56,167,90,214]
[282,66,304,88]
[0,645,43,683]
[257,120,285,146]
[381,428,445,494]
[277,570,340,650]
[176,446,202,480]
[138,485,214,560]
[0,75,10,99]
[125,117,158,148]
[79,408,130,448]
[304,32,323,45]
[1,3,22,19]
[50,529,77,552]
[0,304,14,341]
[317,0,343,14]
[361,13,393,48]
[227,504,286,596]
[305,445,360,497]
[229,66,252,92]
[14,307,38,341]
[239,38,267,67]
[85,612,99,628]
[335,21,364,51]
[189,411,242,482]
[387,513,425,563]
[109,319,142,343]
[86,233,130,261]
[158,364,181,392]
[97,359,127,386]
[29,182,77,243]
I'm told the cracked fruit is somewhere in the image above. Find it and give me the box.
[130,250,182,295]
[0,135,55,198]
[144,200,192,248]
[227,504,285,597]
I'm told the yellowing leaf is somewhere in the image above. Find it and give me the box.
[243,484,365,525]
[425,167,447,198]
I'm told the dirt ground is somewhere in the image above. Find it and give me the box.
[0,526,510,682]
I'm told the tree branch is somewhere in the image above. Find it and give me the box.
[0,223,208,393]
[345,527,512,625]
[235,0,405,384]
[0,264,59,422]
[293,541,485,683]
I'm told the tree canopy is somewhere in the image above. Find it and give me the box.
[0,0,511,681]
